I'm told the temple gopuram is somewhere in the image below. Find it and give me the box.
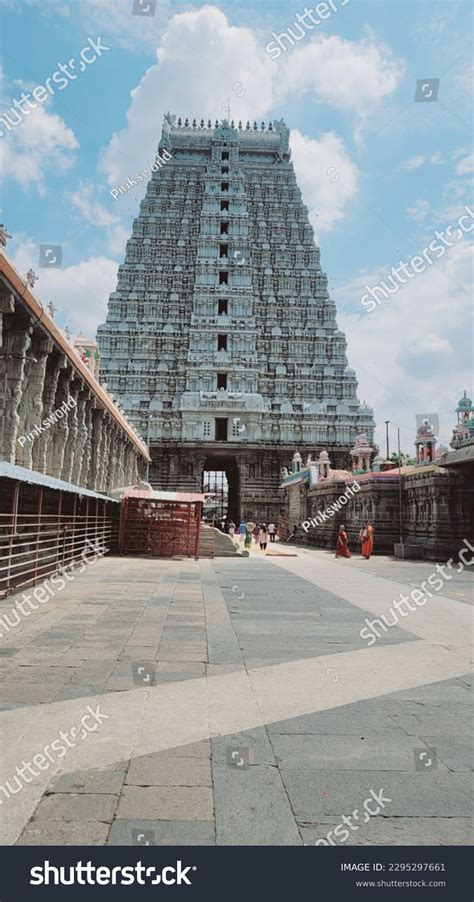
[97,115,374,524]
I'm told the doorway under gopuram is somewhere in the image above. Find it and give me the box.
[201,454,240,525]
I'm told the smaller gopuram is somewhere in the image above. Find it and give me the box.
[74,333,101,380]
[450,391,474,449]
[350,433,374,473]
[415,419,437,464]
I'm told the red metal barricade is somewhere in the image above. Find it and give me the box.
[118,491,203,559]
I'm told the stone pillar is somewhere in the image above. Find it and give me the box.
[0,286,15,347]
[123,442,135,487]
[110,433,124,491]
[108,424,120,489]
[0,319,32,462]
[48,368,74,478]
[79,396,94,487]
[61,379,82,483]
[131,451,139,486]
[193,454,207,492]
[33,353,67,474]
[0,289,16,459]
[71,388,91,486]
[106,427,116,492]
[98,418,113,492]
[16,331,53,469]
[116,439,126,489]
[88,408,106,491]
[107,426,123,492]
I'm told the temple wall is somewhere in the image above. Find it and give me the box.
[280,467,473,560]
[402,468,473,559]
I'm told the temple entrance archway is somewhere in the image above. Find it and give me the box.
[201,454,240,525]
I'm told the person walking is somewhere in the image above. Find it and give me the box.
[335,524,351,558]
[244,523,252,551]
[359,521,374,559]
[239,520,247,544]
[253,523,260,545]
[228,520,236,538]
[259,525,268,552]
[268,522,276,542]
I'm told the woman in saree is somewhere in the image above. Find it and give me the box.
[244,524,252,550]
[335,525,351,558]
[360,521,374,559]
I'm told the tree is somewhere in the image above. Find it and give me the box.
[389,452,416,466]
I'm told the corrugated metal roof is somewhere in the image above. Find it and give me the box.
[0,461,119,501]
[122,488,205,502]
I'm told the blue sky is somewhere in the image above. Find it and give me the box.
[1,0,472,452]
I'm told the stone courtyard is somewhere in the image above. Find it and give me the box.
[0,549,471,846]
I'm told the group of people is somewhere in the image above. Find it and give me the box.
[236,520,277,552]
[335,521,374,560]
[217,516,374,560]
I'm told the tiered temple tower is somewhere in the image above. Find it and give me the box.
[97,114,375,522]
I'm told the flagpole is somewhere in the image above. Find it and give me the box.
[397,427,404,547]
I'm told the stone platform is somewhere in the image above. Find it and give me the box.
[0,549,471,846]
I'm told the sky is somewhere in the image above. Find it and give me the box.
[1,0,472,453]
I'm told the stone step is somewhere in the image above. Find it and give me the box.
[199,527,241,558]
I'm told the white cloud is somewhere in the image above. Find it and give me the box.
[63,0,173,52]
[67,184,129,255]
[401,155,426,172]
[401,153,444,171]
[276,32,405,142]
[406,199,431,223]
[99,7,361,233]
[8,236,118,335]
[336,240,472,451]
[0,102,78,194]
[0,0,98,23]
[100,6,275,187]
[408,332,452,355]
[290,129,359,232]
[0,0,171,49]
[456,152,474,175]
[453,56,473,102]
